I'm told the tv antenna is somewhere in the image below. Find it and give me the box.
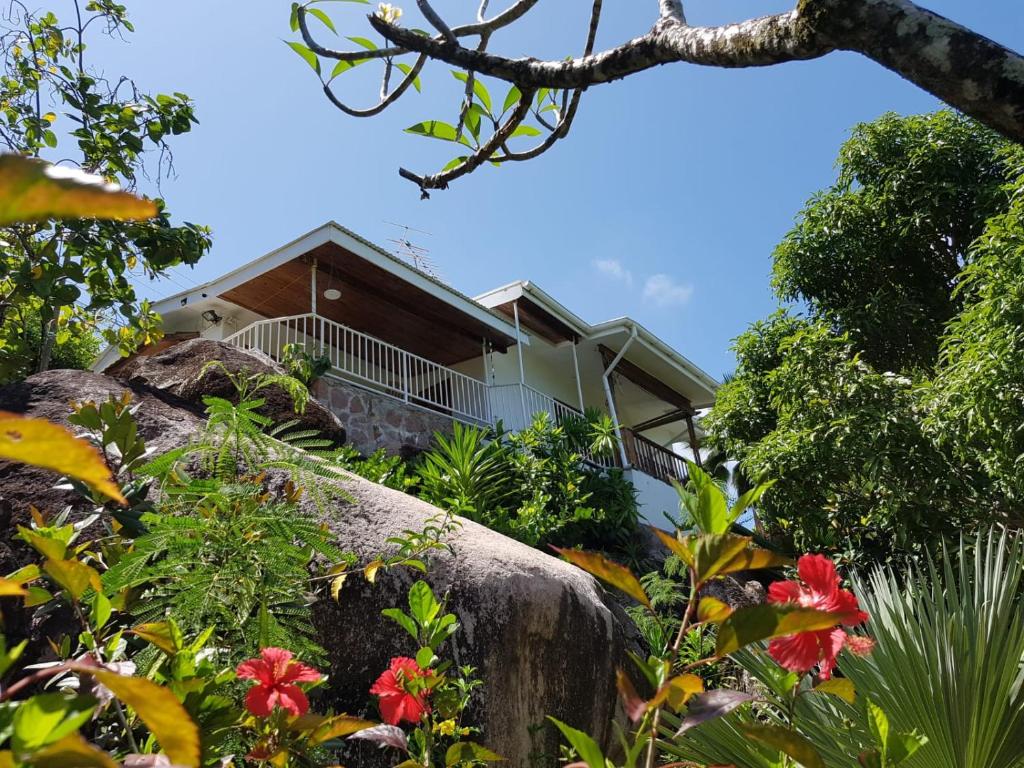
[385,221,441,279]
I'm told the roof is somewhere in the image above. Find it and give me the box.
[152,221,521,346]
[475,280,719,406]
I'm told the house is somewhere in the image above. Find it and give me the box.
[95,222,718,527]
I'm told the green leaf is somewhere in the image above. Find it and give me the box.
[742,724,826,768]
[501,85,522,115]
[289,3,300,32]
[307,7,337,33]
[0,155,156,227]
[886,731,928,765]
[330,57,369,79]
[286,41,321,75]
[552,547,652,610]
[866,698,889,755]
[405,120,465,144]
[12,694,96,752]
[347,36,378,50]
[395,62,421,92]
[445,741,504,766]
[90,591,112,630]
[415,646,435,669]
[451,71,492,114]
[716,605,846,656]
[547,717,604,768]
[509,125,541,138]
[441,156,468,172]
[407,580,440,626]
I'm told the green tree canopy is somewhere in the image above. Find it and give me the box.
[771,112,1015,372]
[0,2,211,375]
[707,111,1024,567]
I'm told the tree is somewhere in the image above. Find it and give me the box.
[704,112,1022,566]
[772,111,1015,372]
[288,0,1024,195]
[0,295,99,381]
[926,154,1024,520]
[0,2,211,373]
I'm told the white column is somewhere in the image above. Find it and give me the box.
[602,327,638,468]
[571,339,585,411]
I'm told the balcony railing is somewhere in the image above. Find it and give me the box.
[224,313,491,425]
[620,428,689,486]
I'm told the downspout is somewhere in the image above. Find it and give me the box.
[512,301,528,427]
[602,325,638,469]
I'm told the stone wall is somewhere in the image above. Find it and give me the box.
[312,375,454,457]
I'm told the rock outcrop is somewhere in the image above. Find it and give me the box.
[113,339,347,445]
[0,352,638,767]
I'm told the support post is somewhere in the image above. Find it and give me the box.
[512,301,528,428]
[602,327,637,469]
[685,413,703,468]
[310,258,317,316]
[571,339,585,411]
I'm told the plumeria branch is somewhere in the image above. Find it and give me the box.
[295,0,1024,194]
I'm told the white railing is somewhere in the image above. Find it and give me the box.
[224,313,491,425]
[489,382,581,432]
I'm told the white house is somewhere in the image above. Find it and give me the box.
[96,222,718,526]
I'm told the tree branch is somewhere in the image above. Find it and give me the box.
[368,0,1024,145]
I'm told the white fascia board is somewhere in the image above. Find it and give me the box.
[588,318,719,403]
[323,223,521,341]
[151,223,334,317]
[474,281,526,307]
[151,222,522,344]
[476,280,589,341]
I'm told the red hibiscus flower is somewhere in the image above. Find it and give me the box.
[370,657,432,725]
[767,554,870,680]
[236,647,322,717]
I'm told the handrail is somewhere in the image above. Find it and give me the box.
[621,427,689,486]
[224,313,491,425]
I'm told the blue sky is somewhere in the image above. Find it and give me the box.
[87,1,1023,379]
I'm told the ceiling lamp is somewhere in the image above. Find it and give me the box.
[323,288,342,301]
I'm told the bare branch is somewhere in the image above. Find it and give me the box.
[322,53,427,117]
[399,88,535,196]
[415,0,457,45]
[369,11,826,89]
[659,0,685,24]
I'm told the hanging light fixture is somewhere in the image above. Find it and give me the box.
[323,288,341,300]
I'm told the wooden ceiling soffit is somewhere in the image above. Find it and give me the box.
[599,344,694,415]
[494,298,579,344]
[308,244,514,352]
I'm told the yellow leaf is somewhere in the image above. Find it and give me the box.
[130,622,179,655]
[653,528,694,568]
[364,560,383,584]
[5,563,40,584]
[648,674,704,713]
[0,750,13,768]
[312,715,377,743]
[0,578,27,597]
[551,547,652,610]
[0,155,157,225]
[697,596,733,624]
[716,605,848,656]
[19,528,67,560]
[70,666,200,768]
[331,572,347,602]
[0,412,125,504]
[813,677,856,704]
[43,558,101,601]
[29,733,118,768]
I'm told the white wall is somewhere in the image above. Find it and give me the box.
[627,469,682,531]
